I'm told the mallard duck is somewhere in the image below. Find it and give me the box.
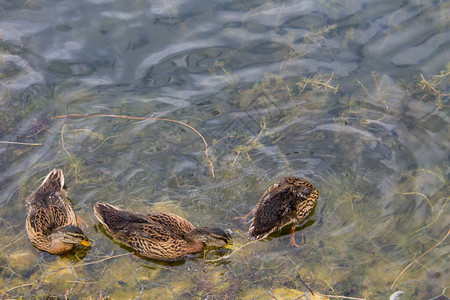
[93,202,230,261]
[246,176,318,247]
[25,169,91,254]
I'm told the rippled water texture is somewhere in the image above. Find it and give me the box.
[0,0,449,299]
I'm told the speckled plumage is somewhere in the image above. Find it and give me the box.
[248,176,319,241]
[94,202,229,261]
[25,169,90,254]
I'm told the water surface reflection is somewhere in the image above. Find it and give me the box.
[0,0,448,298]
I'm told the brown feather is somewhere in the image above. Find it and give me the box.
[25,169,88,254]
[94,202,228,261]
[248,176,319,240]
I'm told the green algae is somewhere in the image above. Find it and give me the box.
[0,1,449,295]
[2,63,448,298]
[0,64,448,299]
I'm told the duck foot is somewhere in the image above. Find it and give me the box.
[289,227,305,248]
[233,207,256,226]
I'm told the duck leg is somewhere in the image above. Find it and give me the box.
[233,207,256,225]
[289,226,304,248]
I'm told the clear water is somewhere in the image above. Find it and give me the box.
[0,0,448,299]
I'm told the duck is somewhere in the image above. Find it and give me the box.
[25,169,91,254]
[245,176,318,247]
[93,202,230,261]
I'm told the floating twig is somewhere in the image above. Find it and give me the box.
[0,141,42,146]
[268,289,278,300]
[1,283,34,294]
[411,196,449,235]
[204,240,257,262]
[419,73,443,107]
[0,233,25,251]
[402,192,434,217]
[61,120,70,157]
[297,275,314,296]
[70,252,132,268]
[52,114,215,177]
[315,294,366,300]
[390,229,450,290]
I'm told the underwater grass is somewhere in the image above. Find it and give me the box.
[1,56,448,299]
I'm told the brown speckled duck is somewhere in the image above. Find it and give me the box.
[93,202,230,261]
[25,169,91,254]
[245,176,318,247]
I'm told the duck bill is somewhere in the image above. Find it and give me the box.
[79,239,91,247]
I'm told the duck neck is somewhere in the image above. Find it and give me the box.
[184,230,207,254]
[186,240,205,254]
[47,234,74,255]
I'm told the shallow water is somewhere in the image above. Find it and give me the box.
[0,0,448,299]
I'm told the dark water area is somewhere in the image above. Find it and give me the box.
[0,0,448,299]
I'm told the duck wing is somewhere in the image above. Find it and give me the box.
[146,212,195,234]
[125,222,191,260]
[94,203,194,260]
[94,202,148,230]
[26,169,76,234]
[248,185,297,240]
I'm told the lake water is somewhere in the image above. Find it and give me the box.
[0,0,448,299]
